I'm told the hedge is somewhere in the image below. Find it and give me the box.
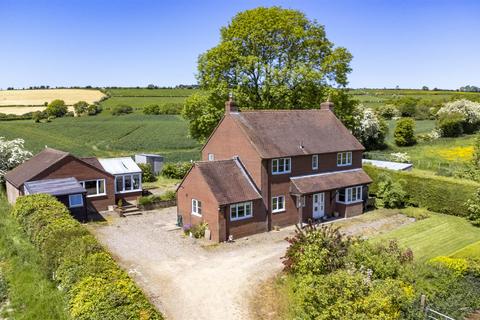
[364,165,480,216]
[12,194,162,319]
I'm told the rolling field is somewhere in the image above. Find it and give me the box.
[0,89,105,106]
[0,114,201,161]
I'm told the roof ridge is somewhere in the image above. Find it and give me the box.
[237,109,323,113]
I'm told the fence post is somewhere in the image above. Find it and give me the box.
[420,294,426,312]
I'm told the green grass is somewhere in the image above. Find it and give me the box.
[143,175,180,191]
[0,196,69,319]
[0,114,201,162]
[374,211,480,261]
[99,96,187,110]
[450,240,480,258]
[106,88,198,97]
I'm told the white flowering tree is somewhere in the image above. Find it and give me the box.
[0,137,32,182]
[354,107,387,150]
[437,99,480,133]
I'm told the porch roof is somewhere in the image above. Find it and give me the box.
[290,169,372,195]
[24,177,86,196]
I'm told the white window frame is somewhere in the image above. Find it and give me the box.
[337,186,363,204]
[337,151,352,167]
[208,153,215,161]
[68,194,84,208]
[115,174,142,194]
[80,179,106,198]
[312,154,319,170]
[192,199,202,216]
[230,201,253,221]
[272,158,291,175]
[272,195,286,213]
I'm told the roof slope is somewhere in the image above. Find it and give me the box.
[24,177,86,196]
[196,158,261,205]
[4,148,70,188]
[231,109,364,158]
[98,157,141,175]
[290,168,372,194]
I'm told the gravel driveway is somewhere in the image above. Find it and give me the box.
[89,208,294,320]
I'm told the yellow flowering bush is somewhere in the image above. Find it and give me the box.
[429,256,469,276]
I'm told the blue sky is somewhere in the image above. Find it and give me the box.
[1,0,479,89]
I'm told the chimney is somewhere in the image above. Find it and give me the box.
[225,93,238,113]
[320,101,334,111]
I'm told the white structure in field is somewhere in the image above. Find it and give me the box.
[135,153,164,175]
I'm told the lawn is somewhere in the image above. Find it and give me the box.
[0,114,201,162]
[99,96,187,110]
[0,196,69,319]
[373,211,480,261]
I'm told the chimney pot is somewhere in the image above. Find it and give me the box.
[225,96,238,113]
[320,101,334,111]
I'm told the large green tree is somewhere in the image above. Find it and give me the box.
[183,6,354,141]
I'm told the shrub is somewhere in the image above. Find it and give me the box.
[396,97,418,117]
[354,108,387,150]
[394,117,417,147]
[73,101,89,115]
[139,163,157,183]
[364,165,480,216]
[11,194,162,319]
[429,256,469,277]
[186,222,208,239]
[87,104,102,115]
[160,190,176,201]
[465,188,480,226]
[375,173,408,208]
[377,104,399,120]
[437,99,480,134]
[111,104,133,115]
[32,110,48,122]
[0,268,7,303]
[143,104,160,115]
[45,99,68,118]
[283,224,354,276]
[389,152,410,163]
[159,103,182,115]
[400,207,431,220]
[437,112,464,137]
[161,162,192,179]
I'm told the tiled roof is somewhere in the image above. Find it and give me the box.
[231,109,364,158]
[290,168,372,194]
[24,177,86,196]
[4,148,69,188]
[196,158,261,205]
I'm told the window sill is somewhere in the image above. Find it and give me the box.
[69,204,84,208]
[86,193,107,198]
[272,171,291,175]
[272,209,286,214]
[336,163,352,167]
[191,212,202,217]
[115,189,142,194]
[230,215,253,222]
[337,200,363,205]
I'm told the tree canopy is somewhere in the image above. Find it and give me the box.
[183,6,354,141]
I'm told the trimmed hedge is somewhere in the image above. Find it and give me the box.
[12,194,162,319]
[364,165,480,216]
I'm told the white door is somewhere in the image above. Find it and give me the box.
[313,193,325,219]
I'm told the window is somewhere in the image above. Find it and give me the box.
[312,154,318,170]
[337,186,363,204]
[230,201,253,221]
[272,158,291,174]
[115,174,142,193]
[208,153,215,161]
[68,194,83,208]
[192,199,202,216]
[80,179,106,197]
[337,152,352,166]
[272,195,285,213]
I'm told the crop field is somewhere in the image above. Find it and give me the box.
[0,89,106,106]
[0,114,201,162]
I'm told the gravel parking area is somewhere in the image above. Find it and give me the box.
[89,208,414,320]
[89,208,294,320]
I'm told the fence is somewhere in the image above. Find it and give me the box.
[420,295,456,320]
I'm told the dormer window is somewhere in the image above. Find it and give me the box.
[272,158,291,174]
[337,152,352,167]
[312,155,318,170]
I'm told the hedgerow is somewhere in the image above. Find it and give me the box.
[364,165,480,216]
[12,194,162,319]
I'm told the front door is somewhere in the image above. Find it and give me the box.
[313,192,325,219]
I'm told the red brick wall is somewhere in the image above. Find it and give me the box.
[32,156,115,211]
[226,199,267,240]
[177,165,221,241]
[202,115,263,187]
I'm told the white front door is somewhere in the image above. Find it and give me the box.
[313,192,325,219]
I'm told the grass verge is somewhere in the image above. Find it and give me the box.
[0,196,69,320]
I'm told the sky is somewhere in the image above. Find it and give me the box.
[1,0,479,90]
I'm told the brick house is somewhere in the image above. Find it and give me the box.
[177,99,372,242]
[5,148,142,218]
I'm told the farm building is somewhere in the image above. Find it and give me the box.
[135,153,164,175]
[4,148,142,217]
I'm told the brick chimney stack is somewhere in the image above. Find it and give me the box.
[225,94,238,113]
[320,96,334,111]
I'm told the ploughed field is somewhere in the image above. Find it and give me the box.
[0,114,201,162]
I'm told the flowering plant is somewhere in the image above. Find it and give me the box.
[0,137,32,182]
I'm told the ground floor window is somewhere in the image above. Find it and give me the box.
[337,186,363,204]
[68,194,84,208]
[80,179,106,197]
[115,174,141,193]
[272,195,285,213]
[230,201,253,221]
[192,199,202,216]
